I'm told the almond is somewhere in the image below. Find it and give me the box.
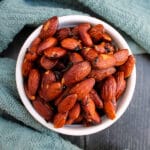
[32,97,53,121]
[101,76,117,102]
[104,101,116,119]
[78,23,93,47]
[40,55,58,70]
[40,16,58,39]
[61,38,81,50]
[55,27,71,41]
[102,33,112,42]
[89,24,104,43]
[114,49,129,66]
[69,52,83,63]
[68,103,81,120]
[74,114,83,123]
[115,71,126,100]
[44,47,66,59]
[41,70,56,89]
[58,94,77,113]
[39,82,63,101]
[25,51,37,62]
[82,48,98,61]
[92,54,116,69]
[89,89,103,109]
[54,88,70,106]
[82,95,101,124]
[94,42,106,54]
[37,37,57,54]
[28,37,41,54]
[22,59,33,77]
[62,61,91,86]
[118,55,135,78]
[66,103,81,125]
[27,69,40,96]
[69,78,95,100]
[71,25,79,37]
[88,67,116,81]
[53,112,68,128]
[24,83,36,101]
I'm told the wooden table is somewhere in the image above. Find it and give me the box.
[1,27,150,150]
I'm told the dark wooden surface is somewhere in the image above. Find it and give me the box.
[1,27,150,150]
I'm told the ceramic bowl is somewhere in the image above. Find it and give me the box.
[16,15,136,136]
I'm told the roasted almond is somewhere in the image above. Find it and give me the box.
[69,52,83,63]
[69,78,95,100]
[68,103,81,120]
[101,76,117,102]
[39,82,63,101]
[82,95,101,124]
[58,94,77,113]
[40,16,58,39]
[41,70,56,89]
[40,55,58,70]
[53,112,68,128]
[27,69,40,96]
[33,97,53,121]
[62,61,91,86]
[89,89,103,109]
[82,48,98,61]
[61,38,81,50]
[94,42,106,54]
[115,71,126,100]
[89,24,104,43]
[78,23,93,47]
[24,83,36,101]
[44,47,66,59]
[114,49,129,66]
[88,67,116,81]
[118,55,135,78]
[102,33,112,42]
[37,37,57,54]
[104,101,116,119]
[71,26,79,37]
[54,88,70,106]
[92,54,116,69]
[55,27,71,41]
[22,59,33,77]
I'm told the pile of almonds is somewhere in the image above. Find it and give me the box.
[22,16,135,128]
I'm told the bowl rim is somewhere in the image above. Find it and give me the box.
[16,15,136,136]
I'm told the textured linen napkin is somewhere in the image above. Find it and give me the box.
[0,0,150,149]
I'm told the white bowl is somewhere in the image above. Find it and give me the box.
[16,15,136,136]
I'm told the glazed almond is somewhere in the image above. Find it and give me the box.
[53,112,68,128]
[118,55,135,78]
[78,23,93,47]
[61,38,81,50]
[40,16,58,39]
[58,94,77,113]
[37,37,57,54]
[44,47,66,59]
[62,61,91,86]
[33,97,53,121]
[92,54,116,69]
[101,76,117,102]
[27,69,40,96]
[114,49,129,66]
[69,78,95,100]
[40,55,58,70]
[89,67,116,81]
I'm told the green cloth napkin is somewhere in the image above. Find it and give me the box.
[0,0,150,149]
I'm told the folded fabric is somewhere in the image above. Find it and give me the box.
[0,58,80,150]
[0,0,150,149]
